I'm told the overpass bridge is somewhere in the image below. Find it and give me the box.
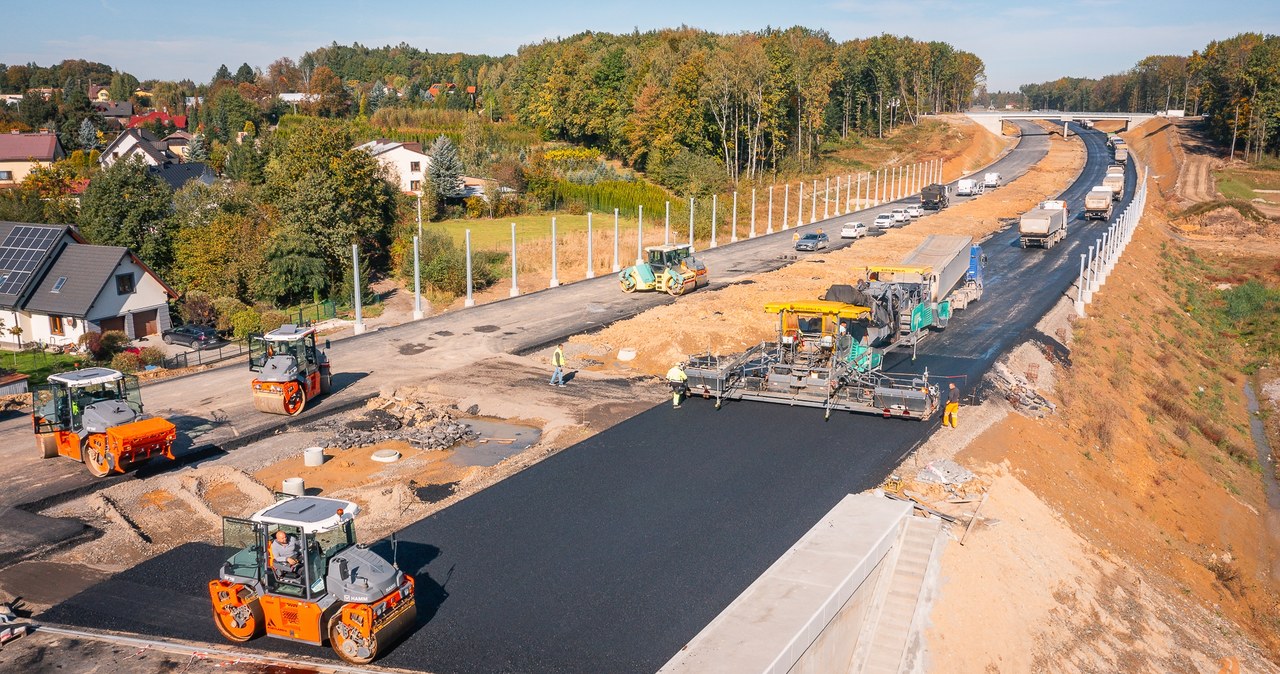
[966,110,1157,135]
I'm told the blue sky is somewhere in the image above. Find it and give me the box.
[1,0,1276,91]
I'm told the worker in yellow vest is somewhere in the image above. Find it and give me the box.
[549,343,566,387]
[666,362,688,409]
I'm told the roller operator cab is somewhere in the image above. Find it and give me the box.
[31,367,177,477]
[209,495,417,664]
[249,325,332,416]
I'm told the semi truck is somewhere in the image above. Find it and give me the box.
[921,183,950,210]
[1103,165,1125,201]
[1084,186,1114,220]
[955,178,982,197]
[681,235,983,419]
[1019,204,1068,249]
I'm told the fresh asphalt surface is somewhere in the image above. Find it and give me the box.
[39,124,1134,672]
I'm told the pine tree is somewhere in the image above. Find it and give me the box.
[77,118,98,150]
[368,81,387,113]
[234,63,255,84]
[187,133,209,162]
[212,64,232,84]
[427,135,465,201]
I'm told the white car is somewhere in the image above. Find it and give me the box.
[890,208,910,223]
[905,204,924,218]
[872,213,895,229]
[840,222,868,239]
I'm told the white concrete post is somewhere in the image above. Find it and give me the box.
[510,223,520,297]
[464,230,476,306]
[416,194,422,238]
[1098,231,1109,285]
[586,212,595,279]
[636,204,644,264]
[783,184,790,230]
[1083,245,1095,303]
[767,185,774,234]
[846,173,853,211]
[796,181,804,228]
[611,208,620,273]
[352,244,365,335]
[810,179,817,223]
[710,194,718,248]
[664,200,671,245]
[1075,254,1086,316]
[547,219,559,289]
[834,175,841,216]
[731,191,738,243]
[1090,239,1102,293]
[824,177,831,219]
[750,188,757,238]
[689,197,695,247]
[412,235,424,320]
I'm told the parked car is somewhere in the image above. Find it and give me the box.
[905,204,924,218]
[872,213,895,229]
[840,222,868,239]
[794,232,830,251]
[161,324,221,350]
[890,208,910,224]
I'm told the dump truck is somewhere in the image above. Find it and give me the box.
[1114,146,1129,164]
[983,172,1002,189]
[209,495,417,664]
[1084,186,1114,220]
[619,244,708,296]
[682,235,982,418]
[249,325,332,416]
[1103,165,1126,201]
[32,367,177,477]
[1019,205,1068,249]
[920,183,950,210]
[955,178,982,196]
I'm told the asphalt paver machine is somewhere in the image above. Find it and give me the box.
[249,324,331,416]
[209,495,417,664]
[31,367,177,477]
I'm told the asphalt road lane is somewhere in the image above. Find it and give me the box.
[39,123,1131,673]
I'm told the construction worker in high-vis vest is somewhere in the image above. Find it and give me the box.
[943,382,959,428]
[667,362,688,409]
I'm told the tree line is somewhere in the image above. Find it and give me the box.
[1010,32,1280,159]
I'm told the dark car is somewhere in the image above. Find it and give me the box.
[794,232,829,251]
[161,324,221,349]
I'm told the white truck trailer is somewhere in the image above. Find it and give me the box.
[1019,206,1068,249]
[1084,186,1114,220]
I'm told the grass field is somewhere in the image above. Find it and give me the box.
[432,213,650,250]
[4,350,88,385]
[1214,168,1280,201]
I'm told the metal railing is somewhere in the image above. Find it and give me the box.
[291,300,337,326]
[1075,165,1149,316]
[162,338,249,370]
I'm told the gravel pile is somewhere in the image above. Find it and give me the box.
[318,397,478,451]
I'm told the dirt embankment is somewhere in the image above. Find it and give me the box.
[572,128,1082,377]
[925,119,1280,671]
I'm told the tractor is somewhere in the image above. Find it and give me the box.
[31,367,177,477]
[619,244,708,296]
[249,325,331,416]
[208,495,417,665]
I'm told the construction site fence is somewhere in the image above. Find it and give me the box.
[1075,163,1148,316]
[162,338,248,370]
[292,300,337,326]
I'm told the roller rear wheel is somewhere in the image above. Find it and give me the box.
[84,435,112,477]
[212,590,263,643]
[328,601,416,665]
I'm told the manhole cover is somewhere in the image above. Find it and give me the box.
[371,449,401,463]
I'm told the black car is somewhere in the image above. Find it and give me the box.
[161,324,221,349]
[794,232,830,251]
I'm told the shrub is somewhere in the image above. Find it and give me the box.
[179,290,217,326]
[78,332,103,360]
[110,351,144,373]
[212,297,250,332]
[464,196,487,218]
[260,310,289,333]
[79,330,132,361]
[139,346,166,367]
[230,308,262,339]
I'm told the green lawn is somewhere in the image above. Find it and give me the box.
[1214,168,1280,201]
[4,350,89,385]
[428,213,643,250]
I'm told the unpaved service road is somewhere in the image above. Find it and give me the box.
[36,126,1135,673]
[0,124,1048,566]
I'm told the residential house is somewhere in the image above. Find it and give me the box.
[100,128,178,168]
[161,131,193,159]
[88,84,111,102]
[0,131,66,187]
[127,111,188,130]
[355,139,430,194]
[184,96,204,108]
[0,95,21,107]
[148,162,215,191]
[0,222,177,349]
[91,101,134,129]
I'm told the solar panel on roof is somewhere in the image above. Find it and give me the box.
[0,225,61,296]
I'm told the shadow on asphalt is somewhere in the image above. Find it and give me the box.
[329,370,369,394]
